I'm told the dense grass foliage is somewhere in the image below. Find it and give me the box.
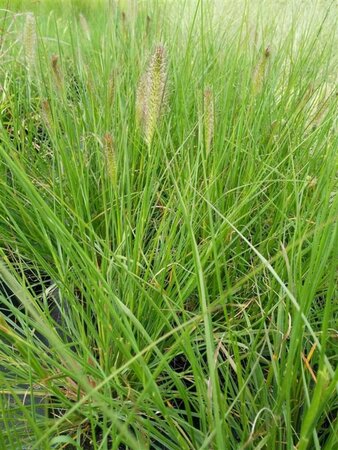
[0,1,337,448]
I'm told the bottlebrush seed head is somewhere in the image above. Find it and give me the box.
[41,100,52,131]
[252,45,271,95]
[204,87,214,155]
[23,12,37,74]
[51,54,64,91]
[103,132,117,184]
[136,44,168,146]
[79,14,91,41]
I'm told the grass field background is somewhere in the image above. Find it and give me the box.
[0,0,337,449]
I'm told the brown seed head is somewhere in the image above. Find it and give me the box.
[103,132,117,184]
[51,54,64,91]
[252,45,271,95]
[136,44,168,146]
[204,86,214,155]
[23,12,37,74]
[79,13,91,41]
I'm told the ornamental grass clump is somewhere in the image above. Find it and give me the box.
[0,1,337,449]
[136,44,168,146]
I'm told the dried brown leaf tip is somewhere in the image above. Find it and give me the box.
[136,44,168,146]
[23,12,37,75]
[203,87,214,155]
[103,132,117,184]
[252,45,271,95]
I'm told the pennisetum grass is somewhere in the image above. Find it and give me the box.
[41,99,52,132]
[252,45,271,95]
[79,13,91,41]
[0,1,337,449]
[23,12,37,77]
[103,132,117,184]
[136,44,168,146]
[50,54,64,93]
[203,86,214,156]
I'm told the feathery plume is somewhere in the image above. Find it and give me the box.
[136,44,168,146]
[108,72,115,105]
[79,13,91,41]
[23,12,37,74]
[146,15,151,34]
[252,46,271,95]
[103,132,117,184]
[51,54,64,92]
[41,100,52,131]
[309,83,336,130]
[135,72,147,128]
[119,0,138,22]
[306,175,318,189]
[203,87,214,155]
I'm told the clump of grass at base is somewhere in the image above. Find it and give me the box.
[0,1,337,450]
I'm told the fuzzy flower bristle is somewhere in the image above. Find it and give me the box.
[103,133,117,184]
[51,55,64,91]
[135,72,147,128]
[108,72,115,105]
[136,44,168,146]
[119,0,138,23]
[23,12,37,74]
[41,100,52,131]
[252,45,271,95]
[204,87,214,155]
[79,13,91,41]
